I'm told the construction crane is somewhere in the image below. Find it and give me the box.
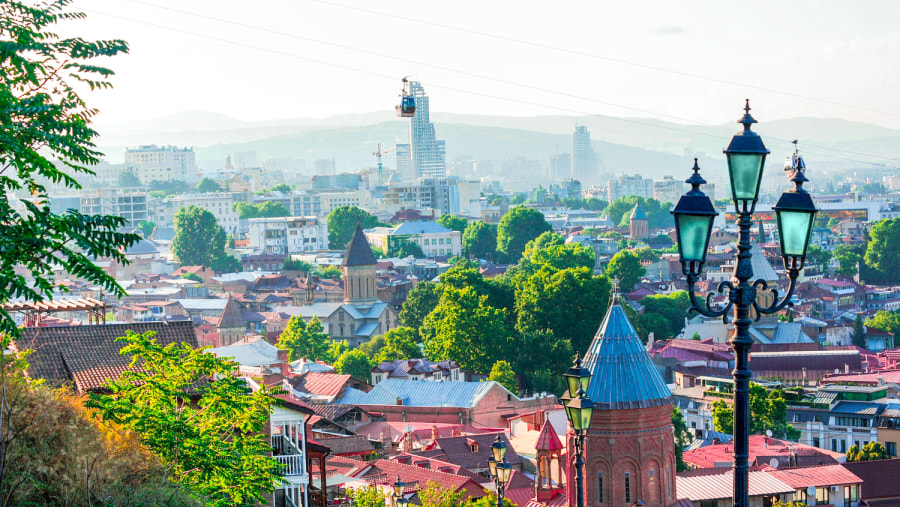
[372,142,397,187]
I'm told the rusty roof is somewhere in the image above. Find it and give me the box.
[2,297,105,313]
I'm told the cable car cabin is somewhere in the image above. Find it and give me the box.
[396,95,415,117]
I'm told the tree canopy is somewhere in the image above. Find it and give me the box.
[372,326,422,364]
[197,177,222,193]
[847,441,888,462]
[276,315,332,361]
[399,281,442,334]
[437,214,468,233]
[172,205,228,268]
[496,206,552,262]
[88,331,282,505]
[866,218,900,283]
[712,384,800,440]
[605,196,674,229]
[866,310,900,349]
[462,221,498,260]
[833,244,865,278]
[118,170,141,187]
[605,250,646,292]
[327,206,386,250]
[334,349,372,382]
[488,360,518,395]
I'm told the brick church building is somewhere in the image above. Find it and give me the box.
[528,300,676,506]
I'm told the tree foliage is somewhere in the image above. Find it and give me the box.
[276,315,332,362]
[197,177,222,193]
[0,0,140,339]
[866,218,900,283]
[487,360,519,395]
[327,206,385,250]
[138,219,156,238]
[388,237,425,258]
[852,313,867,349]
[605,250,645,292]
[372,326,421,364]
[88,331,282,506]
[172,205,228,269]
[672,407,691,472]
[711,384,801,440]
[283,257,314,272]
[334,349,372,382]
[462,221,498,260]
[496,206,552,262]
[347,485,387,507]
[635,292,691,341]
[436,214,468,233]
[846,441,888,462]
[422,286,512,374]
[399,281,442,333]
[806,244,831,270]
[606,196,673,229]
[118,170,141,187]
[833,244,864,278]
[866,310,900,349]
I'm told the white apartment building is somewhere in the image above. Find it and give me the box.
[248,216,328,255]
[607,174,654,202]
[364,221,461,258]
[124,145,196,183]
[148,193,241,234]
[653,176,685,205]
[80,190,148,228]
[317,190,374,215]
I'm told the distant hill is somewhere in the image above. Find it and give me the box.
[95,110,900,174]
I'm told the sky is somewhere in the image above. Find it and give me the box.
[68,0,900,130]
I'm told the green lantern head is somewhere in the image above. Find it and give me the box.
[672,159,718,274]
[725,100,770,204]
[774,152,817,264]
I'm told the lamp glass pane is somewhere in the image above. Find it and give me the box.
[566,376,580,399]
[728,153,764,201]
[565,404,576,425]
[580,375,590,393]
[488,459,497,477]
[499,464,513,483]
[580,406,593,431]
[675,214,713,262]
[777,210,814,257]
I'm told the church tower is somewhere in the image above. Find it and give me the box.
[629,202,649,240]
[535,420,565,503]
[568,300,676,506]
[342,224,378,304]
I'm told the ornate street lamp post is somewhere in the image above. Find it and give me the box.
[672,101,817,507]
[487,434,513,506]
[563,355,594,507]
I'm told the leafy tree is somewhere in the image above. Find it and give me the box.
[437,214,468,233]
[172,205,227,268]
[347,485,387,507]
[510,194,525,205]
[512,329,573,395]
[276,315,332,361]
[0,0,140,340]
[400,281,442,333]
[606,196,673,229]
[326,340,350,364]
[515,267,611,354]
[233,201,259,219]
[497,206,552,262]
[601,231,623,239]
[422,286,512,374]
[866,218,900,283]
[833,244,864,278]
[846,441,888,462]
[487,360,518,395]
[389,237,425,258]
[866,310,900,349]
[327,206,385,250]
[283,258,314,272]
[267,183,292,194]
[467,494,515,507]
[196,177,222,193]
[138,219,156,237]
[672,407,691,472]
[462,221,498,260]
[257,200,290,218]
[711,384,800,440]
[180,272,203,282]
[88,331,281,505]
[440,266,515,316]
[806,244,831,270]
[711,399,733,435]
[635,292,691,340]
[334,349,372,382]
[605,250,645,292]
[317,265,342,280]
[852,313,867,349]
[856,182,887,195]
[118,170,141,187]
[772,501,807,507]
[634,246,660,263]
[373,327,422,363]
[418,481,467,507]
[358,334,387,359]
[691,332,702,340]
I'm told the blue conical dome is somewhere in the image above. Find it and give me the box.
[582,303,672,410]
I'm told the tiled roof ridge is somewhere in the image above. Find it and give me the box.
[366,458,474,485]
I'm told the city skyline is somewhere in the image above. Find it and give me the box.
[71,0,900,130]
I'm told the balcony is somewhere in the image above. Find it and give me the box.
[275,454,305,476]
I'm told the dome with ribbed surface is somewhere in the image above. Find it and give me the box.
[582,303,672,410]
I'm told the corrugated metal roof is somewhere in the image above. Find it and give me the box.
[207,338,280,367]
[676,470,794,501]
[769,464,862,489]
[582,304,672,410]
[337,378,505,408]
[749,242,778,282]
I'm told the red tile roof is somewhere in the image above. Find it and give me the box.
[288,372,353,398]
[768,464,861,489]
[821,369,900,385]
[535,420,563,452]
[683,435,844,469]
[350,459,483,495]
[430,432,522,470]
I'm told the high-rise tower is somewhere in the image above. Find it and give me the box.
[572,125,597,184]
[406,81,446,180]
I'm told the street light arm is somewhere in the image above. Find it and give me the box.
[686,276,734,320]
[750,262,802,317]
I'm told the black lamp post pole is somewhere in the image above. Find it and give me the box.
[573,430,585,507]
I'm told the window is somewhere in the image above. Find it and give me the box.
[624,472,631,503]
[793,413,801,422]
[887,441,898,456]
[813,437,821,449]
[840,440,847,453]
[666,465,672,499]
[648,469,655,498]
[816,487,829,504]
[597,473,603,503]
[831,439,838,452]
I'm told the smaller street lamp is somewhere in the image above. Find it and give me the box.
[564,353,595,507]
[392,476,408,506]
[671,158,719,280]
[774,147,817,272]
[725,99,770,208]
[487,435,513,507]
[563,353,591,399]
